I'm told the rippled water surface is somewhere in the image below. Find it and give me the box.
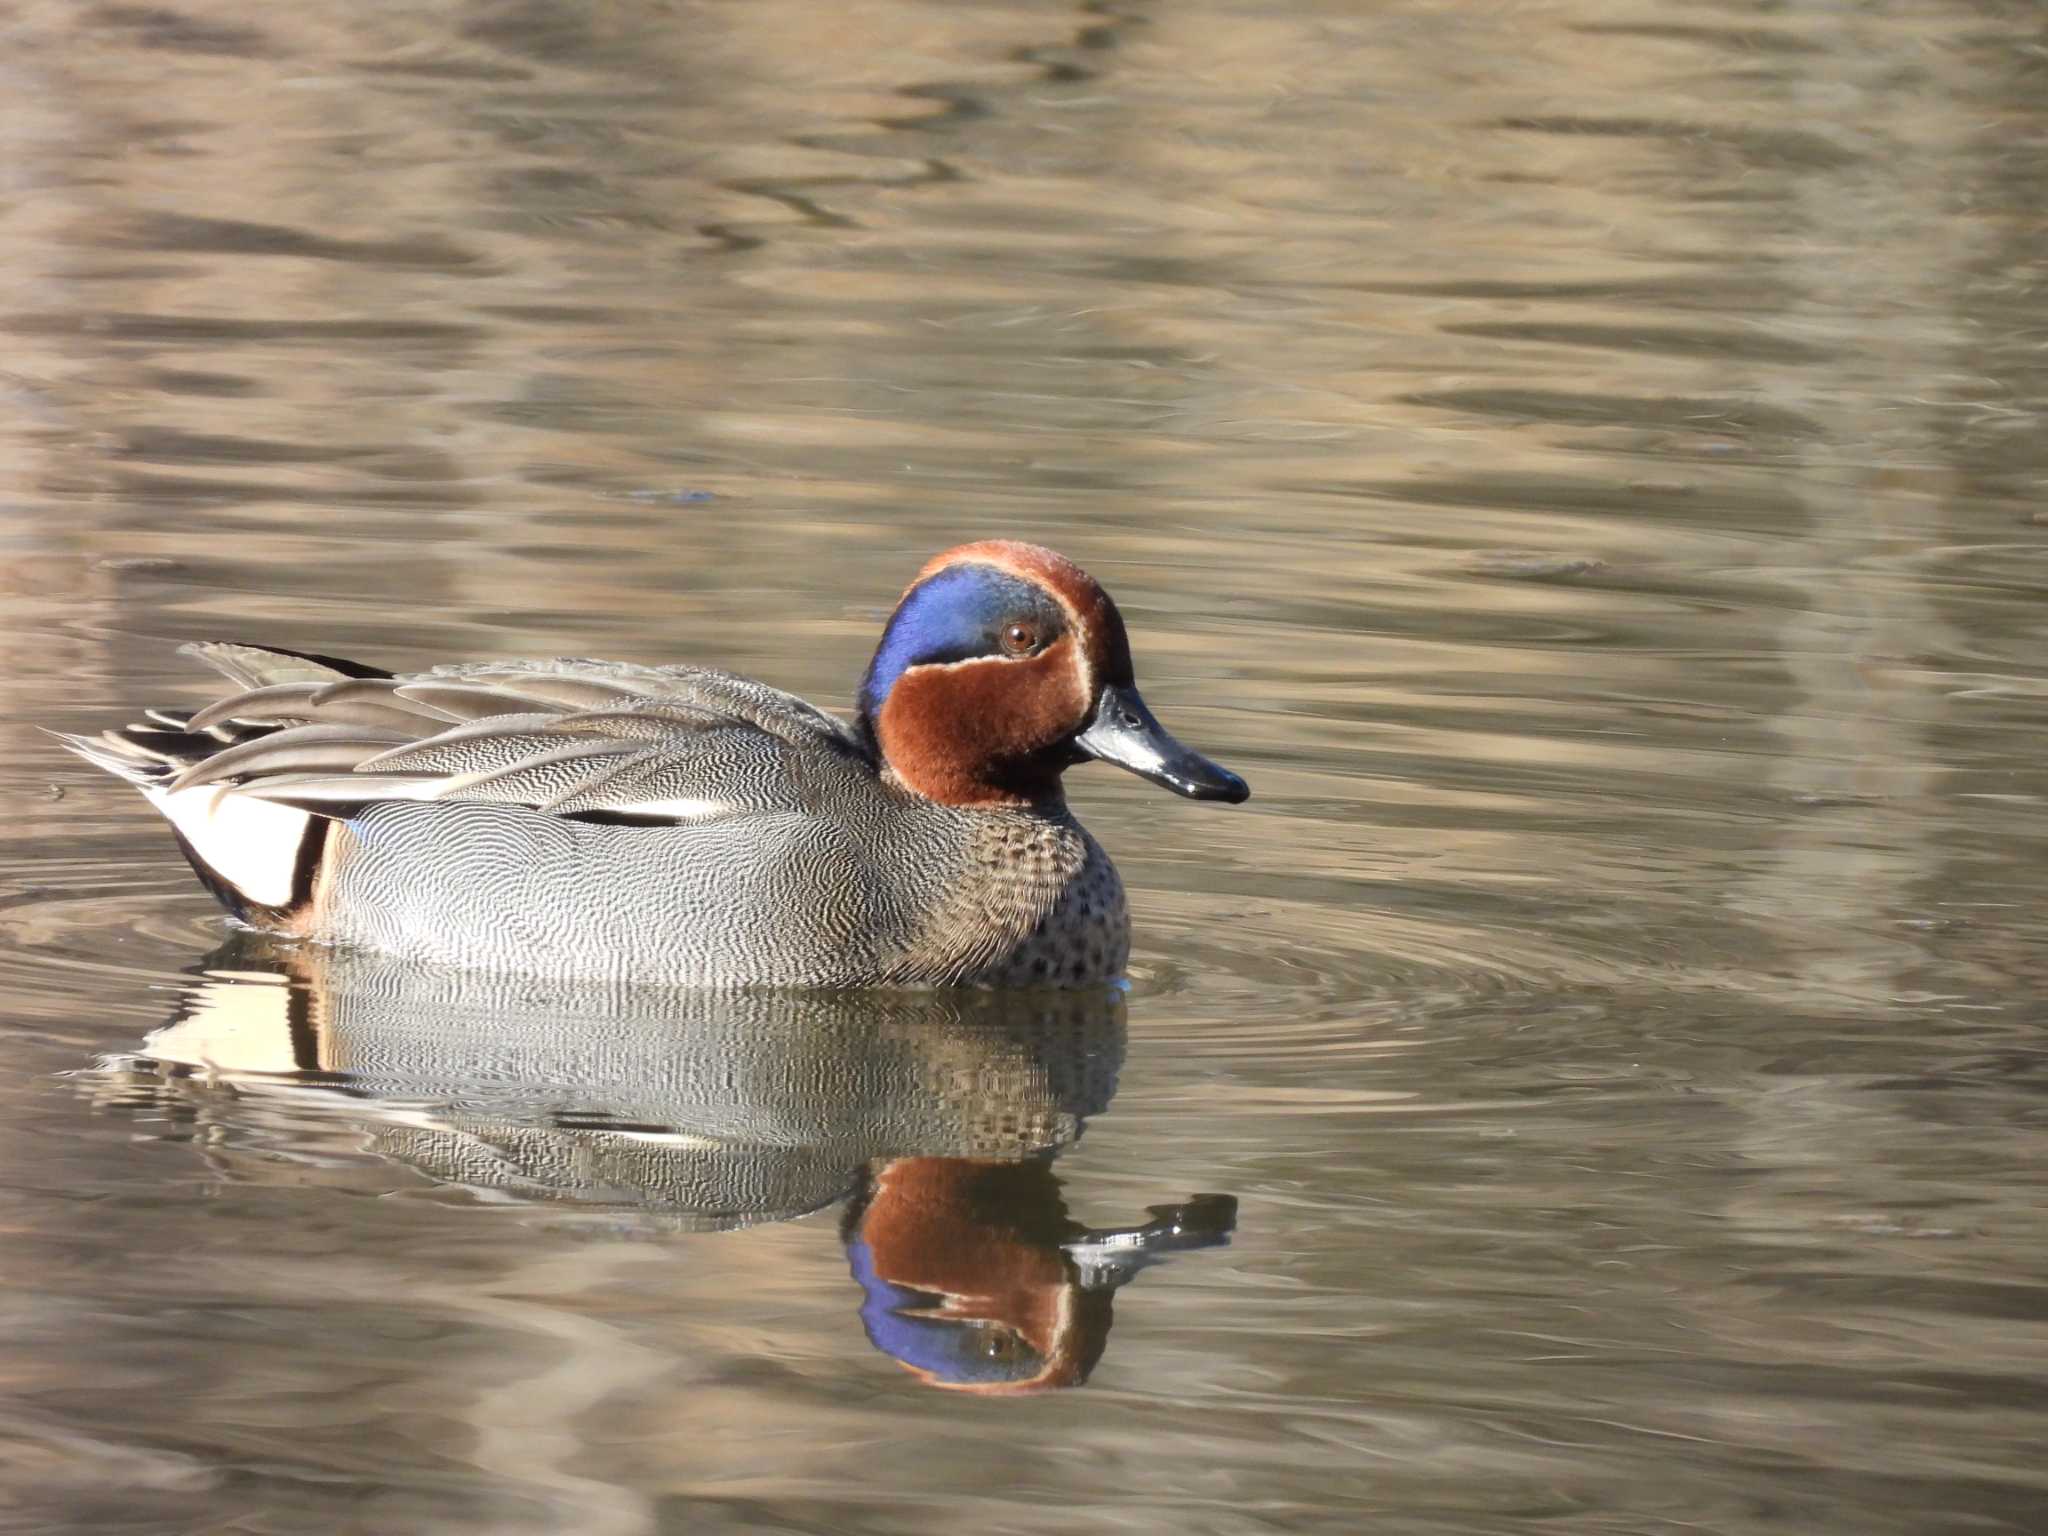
[4,2,2048,1532]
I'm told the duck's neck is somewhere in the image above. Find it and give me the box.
[880,759,1069,812]
[862,702,1071,809]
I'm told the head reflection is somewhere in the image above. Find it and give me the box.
[845,1158,1235,1394]
[121,935,1235,1392]
[847,1158,1108,1392]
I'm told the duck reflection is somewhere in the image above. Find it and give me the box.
[846,1159,1234,1393]
[116,934,1236,1393]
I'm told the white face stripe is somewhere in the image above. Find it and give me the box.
[907,651,1032,675]
[895,634,1088,711]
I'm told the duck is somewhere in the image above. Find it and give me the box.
[56,541,1248,987]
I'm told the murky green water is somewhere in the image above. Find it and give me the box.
[3,1,2046,1531]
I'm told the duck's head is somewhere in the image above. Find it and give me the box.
[859,541,1250,809]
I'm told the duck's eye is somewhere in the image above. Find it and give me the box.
[1000,621,1040,656]
[982,1328,1022,1361]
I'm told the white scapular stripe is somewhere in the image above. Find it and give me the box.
[622,796,731,822]
[148,785,311,909]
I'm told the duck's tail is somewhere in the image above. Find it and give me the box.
[50,643,391,925]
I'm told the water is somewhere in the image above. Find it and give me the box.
[3,0,2046,1530]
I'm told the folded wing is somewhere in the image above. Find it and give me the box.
[140,649,871,827]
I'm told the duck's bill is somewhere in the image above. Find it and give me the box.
[1073,685,1249,803]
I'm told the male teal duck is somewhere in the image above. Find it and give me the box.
[58,541,1248,987]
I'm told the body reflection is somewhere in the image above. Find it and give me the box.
[110,934,1235,1392]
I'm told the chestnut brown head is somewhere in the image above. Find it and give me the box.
[858,541,1249,808]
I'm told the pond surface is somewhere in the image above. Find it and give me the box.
[3,1,2047,1532]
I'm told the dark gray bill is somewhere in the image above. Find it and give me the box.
[1073,684,1249,803]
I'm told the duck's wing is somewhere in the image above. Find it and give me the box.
[72,645,873,827]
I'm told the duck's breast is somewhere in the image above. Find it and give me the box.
[881,812,1130,988]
